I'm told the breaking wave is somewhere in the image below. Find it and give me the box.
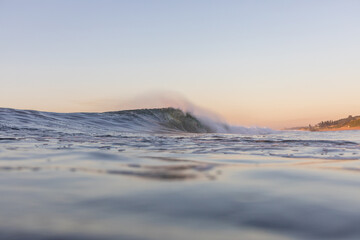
[0,107,273,135]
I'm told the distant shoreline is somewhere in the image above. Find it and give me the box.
[294,126,360,132]
[287,115,360,132]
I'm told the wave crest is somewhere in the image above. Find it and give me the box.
[0,107,274,134]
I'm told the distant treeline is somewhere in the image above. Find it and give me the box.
[308,115,360,131]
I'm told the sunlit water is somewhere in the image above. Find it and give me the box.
[1,108,360,239]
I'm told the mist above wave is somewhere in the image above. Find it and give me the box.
[117,92,274,134]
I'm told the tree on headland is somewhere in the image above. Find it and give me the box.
[317,120,334,128]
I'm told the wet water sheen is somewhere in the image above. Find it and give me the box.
[1,109,360,239]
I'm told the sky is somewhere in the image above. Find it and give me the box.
[1,0,360,128]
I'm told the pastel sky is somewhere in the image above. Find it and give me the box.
[1,0,360,128]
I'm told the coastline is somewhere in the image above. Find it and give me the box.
[293,126,360,132]
[315,126,360,132]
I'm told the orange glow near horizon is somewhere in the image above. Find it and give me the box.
[2,92,359,130]
[1,1,360,129]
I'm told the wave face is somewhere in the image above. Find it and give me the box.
[106,108,213,133]
[0,107,273,135]
[0,107,274,134]
[0,107,216,135]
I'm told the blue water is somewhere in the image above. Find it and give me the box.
[1,107,360,239]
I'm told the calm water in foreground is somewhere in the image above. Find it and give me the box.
[1,108,360,240]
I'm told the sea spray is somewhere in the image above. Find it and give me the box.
[0,107,273,134]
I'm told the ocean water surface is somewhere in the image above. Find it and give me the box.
[1,107,360,240]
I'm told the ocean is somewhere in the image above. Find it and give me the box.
[1,107,360,240]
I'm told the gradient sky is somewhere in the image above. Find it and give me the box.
[1,0,360,128]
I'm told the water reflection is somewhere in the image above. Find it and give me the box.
[1,130,360,239]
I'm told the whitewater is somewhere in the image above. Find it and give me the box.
[1,107,360,240]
